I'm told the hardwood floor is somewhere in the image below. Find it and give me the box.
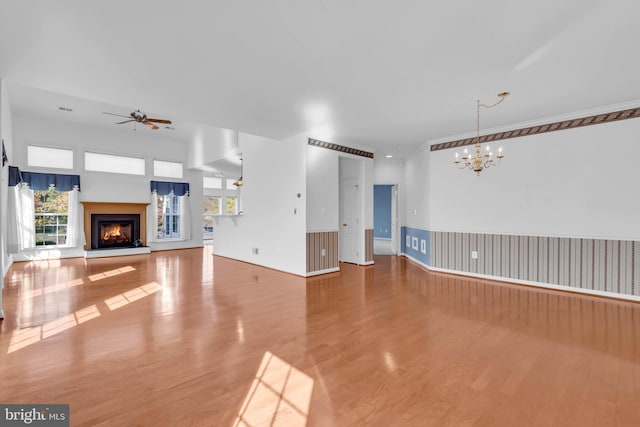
[1,247,639,426]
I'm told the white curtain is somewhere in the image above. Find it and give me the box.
[8,184,35,251]
[178,193,191,241]
[66,187,84,247]
[147,191,158,244]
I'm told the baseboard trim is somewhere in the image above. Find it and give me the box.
[305,267,340,277]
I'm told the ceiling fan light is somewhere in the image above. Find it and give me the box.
[233,177,243,187]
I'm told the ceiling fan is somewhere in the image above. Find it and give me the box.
[103,110,172,130]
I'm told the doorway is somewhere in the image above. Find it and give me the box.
[373,184,397,255]
[340,177,360,264]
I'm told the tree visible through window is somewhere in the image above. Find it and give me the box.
[34,188,69,246]
[226,196,238,215]
[157,194,180,239]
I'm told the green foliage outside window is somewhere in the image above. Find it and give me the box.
[34,188,69,246]
[203,196,221,215]
[226,196,237,215]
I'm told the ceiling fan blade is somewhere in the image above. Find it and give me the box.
[103,112,132,119]
[116,120,135,125]
[145,122,159,130]
[146,118,172,124]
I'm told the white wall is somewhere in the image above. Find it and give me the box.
[0,78,14,311]
[429,118,640,240]
[404,147,430,230]
[186,125,238,170]
[374,157,404,184]
[213,132,307,276]
[11,114,203,252]
[306,144,339,231]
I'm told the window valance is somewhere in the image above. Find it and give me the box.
[8,166,81,191]
[150,180,190,196]
[8,166,21,186]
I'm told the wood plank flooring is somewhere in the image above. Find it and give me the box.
[0,248,639,426]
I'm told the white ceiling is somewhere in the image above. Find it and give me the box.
[1,0,639,158]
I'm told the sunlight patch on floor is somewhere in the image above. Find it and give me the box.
[8,281,162,354]
[104,282,162,311]
[88,265,136,282]
[21,278,85,300]
[7,304,100,353]
[234,351,314,427]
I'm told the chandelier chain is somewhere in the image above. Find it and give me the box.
[453,92,509,175]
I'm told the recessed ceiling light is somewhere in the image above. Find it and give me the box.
[385,155,393,158]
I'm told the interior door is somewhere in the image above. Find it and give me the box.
[340,178,360,264]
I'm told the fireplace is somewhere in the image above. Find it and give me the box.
[91,214,141,249]
[81,202,149,251]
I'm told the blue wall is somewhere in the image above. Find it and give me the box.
[401,226,430,266]
[374,185,392,238]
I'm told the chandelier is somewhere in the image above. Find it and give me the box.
[454,92,509,175]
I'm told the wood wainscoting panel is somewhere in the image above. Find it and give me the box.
[365,228,374,262]
[431,231,640,297]
[306,231,338,274]
[81,202,150,250]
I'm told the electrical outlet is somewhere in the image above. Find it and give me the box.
[471,251,478,259]
[321,248,326,256]
[252,248,259,255]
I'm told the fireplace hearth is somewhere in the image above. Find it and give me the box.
[91,214,141,249]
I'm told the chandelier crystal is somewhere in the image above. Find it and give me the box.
[454,92,509,175]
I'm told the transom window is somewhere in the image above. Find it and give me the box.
[203,177,222,189]
[154,160,183,178]
[28,146,74,169]
[85,152,145,175]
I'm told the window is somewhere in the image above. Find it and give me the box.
[34,188,69,246]
[203,177,222,189]
[203,196,221,233]
[226,196,238,215]
[226,179,238,190]
[28,146,73,169]
[85,152,145,175]
[156,194,180,239]
[154,160,183,178]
